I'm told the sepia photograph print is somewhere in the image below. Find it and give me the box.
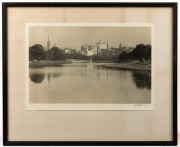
[26,23,154,110]
[3,2,177,145]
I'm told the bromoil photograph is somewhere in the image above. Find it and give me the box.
[27,23,153,110]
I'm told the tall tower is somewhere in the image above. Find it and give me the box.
[119,43,121,49]
[43,45,46,50]
[47,36,51,50]
[107,40,109,50]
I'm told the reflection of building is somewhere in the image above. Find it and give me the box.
[47,36,51,50]
[86,66,110,83]
[86,64,94,78]
[87,64,93,70]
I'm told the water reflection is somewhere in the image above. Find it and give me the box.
[29,64,151,104]
[84,64,109,83]
[30,72,63,84]
[131,71,151,89]
[30,73,45,84]
[86,64,93,71]
[95,66,109,83]
[47,73,63,85]
[30,65,151,90]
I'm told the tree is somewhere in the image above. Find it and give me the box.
[118,44,151,62]
[29,52,33,61]
[49,47,63,60]
[45,49,51,60]
[131,44,145,61]
[119,51,129,61]
[144,44,151,60]
[131,44,151,61]
[29,44,45,61]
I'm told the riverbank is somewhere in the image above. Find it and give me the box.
[103,61,151,71]
[29,60,72,67]
[93,60,118,63]
[70,59,118,63]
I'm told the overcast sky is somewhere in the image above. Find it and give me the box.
[29,26,151,49]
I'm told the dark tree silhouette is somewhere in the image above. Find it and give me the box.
[131,44,151,61]
[144,44,151,60]
[119,44,151,62]
[49,47,63,61]
[29,44,45,61]
[119,51,130,61]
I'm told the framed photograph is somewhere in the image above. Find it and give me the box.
[3,2,177,146]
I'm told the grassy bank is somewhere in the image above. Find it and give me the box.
[103,61,151,71]
[93,60,118,63]
[29,60,72,67]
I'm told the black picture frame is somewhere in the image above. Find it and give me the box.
[2,2,177,146]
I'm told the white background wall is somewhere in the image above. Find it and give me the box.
[0,0,179,146]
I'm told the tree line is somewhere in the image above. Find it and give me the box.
[119,44,151,62]
[29,44,63,61]
[29,43,151,62]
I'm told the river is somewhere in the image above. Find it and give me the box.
[29,63,151,104]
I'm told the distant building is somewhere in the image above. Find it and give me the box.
[96,40,108,55]
[74,47,79,52]
[87,46,93,56]
[64,48,71,54]
[81,45,93,56]
[71,49,77,54]
[81,45,87,55]
[121,47,134,53]
[92,45,98,55]
[80,40,109,56]
[47,36,51,50]
[107,40,109,50]
[43,45,46,50]
[110,46,134,56]
[76,50,80,54]
[110,47,122,56]
[119,43,121,49]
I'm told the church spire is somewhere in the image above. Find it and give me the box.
[107,40,109,50]
[47,36,51,50]
[119,43,121,49]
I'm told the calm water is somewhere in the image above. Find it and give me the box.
[29,63,151,104]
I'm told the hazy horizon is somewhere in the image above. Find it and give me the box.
[29,26,151,49]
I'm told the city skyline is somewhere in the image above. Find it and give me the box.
[29,26,151,49]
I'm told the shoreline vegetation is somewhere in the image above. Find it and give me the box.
[103,61,151,71]
[29,60,72,67]
[29,59,117,67]
[29,43,151,70]
[29,60,151,71]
